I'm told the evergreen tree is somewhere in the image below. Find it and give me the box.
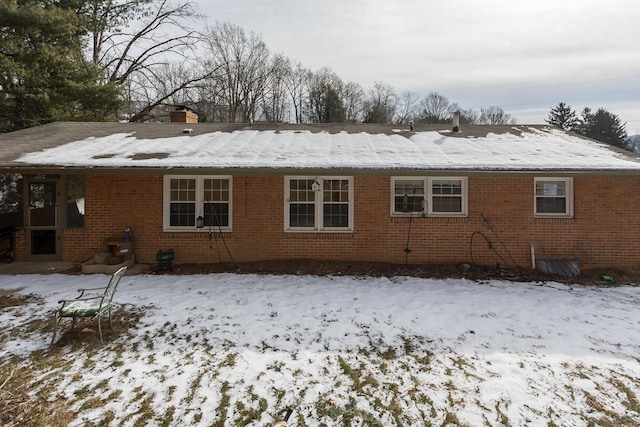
[321,86,346,123]
[0,0,121,132]
[546,102,579,131]
[578,107,628,149]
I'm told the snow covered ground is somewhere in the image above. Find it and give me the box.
[2,272,640,426]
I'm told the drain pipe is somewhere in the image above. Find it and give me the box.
[530,243,536,269]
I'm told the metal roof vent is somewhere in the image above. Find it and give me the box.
[452,111,460,132]
[182,128,193,134]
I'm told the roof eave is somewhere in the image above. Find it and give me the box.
[3,164,640,177]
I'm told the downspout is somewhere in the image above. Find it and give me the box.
[530,243,536,269]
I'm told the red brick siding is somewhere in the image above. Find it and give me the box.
[56,174,640,269]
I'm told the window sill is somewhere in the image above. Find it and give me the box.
[285,228,353,233]
[164,228,232,233]
[534,215,573,219]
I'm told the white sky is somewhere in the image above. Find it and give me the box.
[193,0,640,133]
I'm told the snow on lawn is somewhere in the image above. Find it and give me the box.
[2,272,640,426]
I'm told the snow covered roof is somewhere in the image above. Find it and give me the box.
[2,122,640,173]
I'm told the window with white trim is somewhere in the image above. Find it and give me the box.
[285,176,353,231]
[391,177,467,217]
[163,175,232,231]
[534,177,573,217]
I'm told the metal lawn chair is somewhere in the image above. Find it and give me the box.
[50,266,127,348]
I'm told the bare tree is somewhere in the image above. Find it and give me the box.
[123,61,214,122]
[191,72,227,122]
[342,81,365,123]
[362,81,397,124]
[395,90,420,124]
[80,0,213,121]
[478,106,516,125]
[286,62,309,124]
[449,103,479,124]
[260,54,292,123]
[204,22,270,123]
[418,92,451,123]
[86,0,201,82]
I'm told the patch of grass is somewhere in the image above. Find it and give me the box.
[442,411,472,426]
[221,352,237,368]
[314,396,385,426]
[79,396,104,411]
[106,389,123,401]
[212,381,231,427]
[184,371,203,405]
[235,386,267,425]
[495,400,512,427]
[314,398,344,422]
[167,385,177,399]
[610,378,640,414]
[338,356,379,392]
[131,393,155,427]
[158,405,175,427]
[337,397,384,427]
[0,293,43,309]
[73,383,92,399]
[582,389,639,427]
[0,362,76,427]
[119,389,155,427]
[408,378,437,419]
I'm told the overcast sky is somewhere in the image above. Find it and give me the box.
[193,0,640,133]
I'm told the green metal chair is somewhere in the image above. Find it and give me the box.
[50,266,127,348]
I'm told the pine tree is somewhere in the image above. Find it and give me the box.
[578,107,628,149]
[546,102,579,131]
[0,0,121,132]
[322,86,347,123]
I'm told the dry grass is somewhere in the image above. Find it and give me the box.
[2,283,640,426]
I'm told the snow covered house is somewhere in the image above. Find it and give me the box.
[1,118,640,270]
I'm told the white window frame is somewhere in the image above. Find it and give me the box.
[284,176,354,232]
[163,175,232,232]
[390,177,468,217]
[534,177,573,218]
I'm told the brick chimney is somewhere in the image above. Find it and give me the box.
[170,105,198,123]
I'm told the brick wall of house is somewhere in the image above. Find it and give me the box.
[58,173,640,269]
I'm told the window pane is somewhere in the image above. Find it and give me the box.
[395,195,423,213]
[290,179,314,202]
[171,179,195,202]
[170,202,195,226]
[394,179,424,213]
[29,182,56,227]
[432,196,462,213]
[536,197,566,214]
[0,174,24,227]
[323,204,349,228]
[289,203,315,227]
[536,181,566,196]
[204,179,229,202]
[394,180,424,195]
[432,180,462,195]
[66,175,84,228]
[323,179,349,202]
[205,202,229,227]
